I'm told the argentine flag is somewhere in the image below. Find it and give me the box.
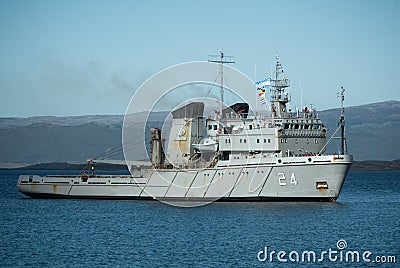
[256,78,270,105]
[255,78,271,89]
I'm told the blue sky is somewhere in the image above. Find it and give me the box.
[1,0,399,117]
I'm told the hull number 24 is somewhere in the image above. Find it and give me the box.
[278,173,298,186]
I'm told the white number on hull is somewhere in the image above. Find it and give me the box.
[278,173,286,186]
[278,173,298,186]
[290,173,298,185]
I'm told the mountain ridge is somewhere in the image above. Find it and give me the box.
[0,100,398,165]
[1,100,398,127]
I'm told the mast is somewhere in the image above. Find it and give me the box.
[339,86,346,154]
[208,51,235,117]
[270,55,290,118]
[219,52,223,116]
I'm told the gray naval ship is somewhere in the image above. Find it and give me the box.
[17,55,353,202]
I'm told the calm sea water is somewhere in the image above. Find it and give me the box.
[0,170,399,267]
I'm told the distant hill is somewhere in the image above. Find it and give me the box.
[0,122,124,164]
[319,100,400,161]
[0,100,398,167]
[0,115,123,130]
[351,159,400,171]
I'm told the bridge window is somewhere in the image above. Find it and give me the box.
[257,139,260,143]
[208,125,212,130]
[213,125,217,130]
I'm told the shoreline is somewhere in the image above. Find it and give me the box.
[1,160,399,171]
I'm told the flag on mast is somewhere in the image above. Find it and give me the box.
[255,78,270,105]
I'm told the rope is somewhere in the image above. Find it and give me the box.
[92,135,151,160]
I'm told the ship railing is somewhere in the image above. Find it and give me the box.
[285,111,318,119]
[224,113,248,119]
[187,161,214,169]
[271,79,290,88]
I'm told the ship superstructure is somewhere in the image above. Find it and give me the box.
[155,55,331,169]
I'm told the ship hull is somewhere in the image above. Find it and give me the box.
[17,155,352,202]
[17,193,337,202]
